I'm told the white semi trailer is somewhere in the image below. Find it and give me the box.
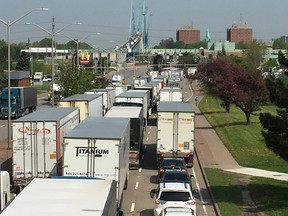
[157,102,195,167]
[0,178,122,216]
[62,117,130,209]
[12,107,80,187]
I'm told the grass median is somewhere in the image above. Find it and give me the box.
[199,95,288,215]
[198,95,288,173]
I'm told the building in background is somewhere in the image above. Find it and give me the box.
[227,22,253,43]
[176,25,200,45]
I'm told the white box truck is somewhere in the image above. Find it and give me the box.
[85,88,116,115]
[12,107,80,187]
[105,106,144,169]
[114,90,149,121]
[159,87,183,103]
[63,117,130,209]
[157,102,195,167]
[58,94,103,122]
[0,178,121,216]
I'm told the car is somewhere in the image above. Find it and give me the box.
[160,207,195,216]
[153,182,196,216]
[43,75,52,82]
[160,170,192,189]
[158,157,187,179]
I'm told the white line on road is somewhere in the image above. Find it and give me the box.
[149,126,152,130]
[144,145,147,150]
[193,169,207,215]
[135,182,139,190]
[185,84,194,102]
[142,155,144,160]
[139,168,142,173]
[130,203,135,212]
[148,131,150,135]
[146,137,149,141]
[0,125,5,128]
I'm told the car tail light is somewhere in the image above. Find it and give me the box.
[159,168,164,173]
[155,199,161,204]
[186,153,191,158]
[181,168,187,172]
[186,199,196,205]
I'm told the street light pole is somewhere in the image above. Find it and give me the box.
[26,20,81,107]
[0,7,48,149]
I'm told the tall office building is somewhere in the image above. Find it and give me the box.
[176,25,200,44]
[227,22,252,43]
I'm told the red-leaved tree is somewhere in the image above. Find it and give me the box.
[196,58,270,124]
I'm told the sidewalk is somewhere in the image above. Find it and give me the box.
[189,80,288,182]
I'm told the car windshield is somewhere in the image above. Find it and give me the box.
[162,159,184,167]
[163,173,189,182]
[160,192,191,201]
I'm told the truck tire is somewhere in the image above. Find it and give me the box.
[124,177,128,190]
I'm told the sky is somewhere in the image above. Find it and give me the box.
[0,0,287,49]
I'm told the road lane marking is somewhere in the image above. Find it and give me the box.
[148,131,150,135]
[139,168,142,173]
[146,137,149,141]
[149,126,152,129]
[0,125,5,128]
[142,155,144,160]
[193,168,207,215]
[130,203,135,212]
[135,182,139,189]
[185,84,194,102]
[144,145,147,150]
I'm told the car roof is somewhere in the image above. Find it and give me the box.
[159,182,191,192]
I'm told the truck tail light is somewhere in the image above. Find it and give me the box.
[186,199,196,205]
[155,199,161,204]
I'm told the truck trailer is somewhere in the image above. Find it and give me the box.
[12,107,80,187]
[63,117,130,209]
[115,90,149,120]
[159,87,183,103]
[0,178,121,216]
[105,106,144,169]
[58,94,103,122]
[0,87,37,119]
[85,88,116,115]
[0,171,11,211]
[157,102,195,167]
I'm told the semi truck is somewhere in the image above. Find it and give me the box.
[112,74,124,86]
[58,94,103,122]
[85,88,116,115]
[159,87,183,103]
[62,117,130,209]
[0,178,122,216]
[0,87,37,119]
[106,84,132,96]
[114,90,149,120]
[12,107,80,187]
[157,101,195,167]
[105,106,144,169]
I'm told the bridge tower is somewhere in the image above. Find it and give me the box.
[129,0,149,53]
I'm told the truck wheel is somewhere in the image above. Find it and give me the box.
[124,177,128,190]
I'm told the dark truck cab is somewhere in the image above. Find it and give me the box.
[0,87,37,119]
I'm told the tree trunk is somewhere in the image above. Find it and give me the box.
[245,112,251,125]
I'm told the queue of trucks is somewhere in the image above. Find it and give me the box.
[1,67,195,215]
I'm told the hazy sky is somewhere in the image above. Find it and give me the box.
[0,0,287,49]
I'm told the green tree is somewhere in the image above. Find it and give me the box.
[272,38,288,49]
[243,40,267,70]
[57,63,110,97]
[16,51,30,70]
